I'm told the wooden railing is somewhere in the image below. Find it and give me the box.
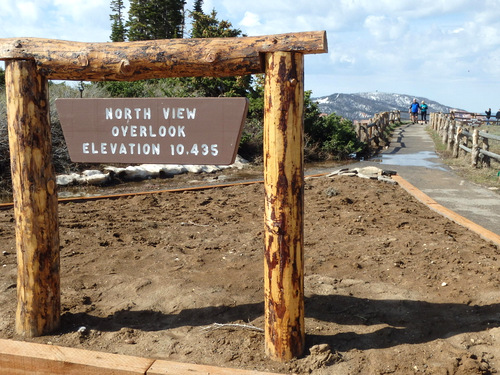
[354,110,401,148]
[430,112,500,168]
[450,110,500,126]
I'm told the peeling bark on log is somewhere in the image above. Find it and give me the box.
[263,51,305,362]
[6,60,60,337]
[0,32,327,81]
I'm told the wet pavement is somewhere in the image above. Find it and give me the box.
[340,122,500,237]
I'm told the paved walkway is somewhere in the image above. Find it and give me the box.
[343,122,500,239]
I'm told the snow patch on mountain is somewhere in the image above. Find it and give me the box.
[313,92,460,120]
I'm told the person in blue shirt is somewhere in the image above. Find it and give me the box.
[420,101,428,123]
[409,98,420,123]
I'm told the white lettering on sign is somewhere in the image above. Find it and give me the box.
[111,125,185,138]
[105,107,152,120]
[163,107,196,120]
[83,142,161,155]
[169,144,218,156]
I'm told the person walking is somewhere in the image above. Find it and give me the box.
[420,101,428,124]
[485,108,491,125]
[409,98,420,123]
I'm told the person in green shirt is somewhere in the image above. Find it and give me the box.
[420,101,428,124]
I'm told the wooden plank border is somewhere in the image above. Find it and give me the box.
[0,338,154,375]
[0,339,282,375]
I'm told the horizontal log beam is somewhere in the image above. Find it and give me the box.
[0,31,327,81]
[480,148,500,162]
[459,144,472,153]
[479,131,500,141]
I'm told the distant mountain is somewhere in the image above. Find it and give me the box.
[313,92,459,121]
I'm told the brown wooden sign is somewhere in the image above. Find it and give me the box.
[56,97,248,165]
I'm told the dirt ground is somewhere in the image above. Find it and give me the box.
[1,168,500,374]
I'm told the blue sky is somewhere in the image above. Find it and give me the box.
[1,0,499,113]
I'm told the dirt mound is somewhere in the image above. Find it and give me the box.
[1,175,499,374]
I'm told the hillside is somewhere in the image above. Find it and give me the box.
[313,92,459,120]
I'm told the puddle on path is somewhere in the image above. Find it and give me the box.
[371,151,448,171]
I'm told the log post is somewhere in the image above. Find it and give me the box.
[459,129,468,158]
[471,128,480,168]
[263,51,305,361]
[482,133,490,168]
[453,126,462,158]
[447,120,455,151]
[442,118,449,145]
[355,123,361,140]
[5,60,60,337]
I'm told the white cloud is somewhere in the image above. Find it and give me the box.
[15,1,39,22]
[363,15,408,41]
[329,49,356,65]
[239,12,260,28]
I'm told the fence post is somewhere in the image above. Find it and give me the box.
[372,119,380,148]
[361,124,369,143]
[437,114,444,133]
[482,132,491,168]
[447,120,455,151]
[459,128,468,158]
[442,117,450,145]
[355,123,361,140]
[5,60,60,337]
[263,51,305,361]
[471,128,480,167]
[453,126,462,158]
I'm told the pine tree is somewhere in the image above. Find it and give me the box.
[187,10,252,97]
[110,0,127,42]
[193,0,203,13]
[190,9,241,39]
[127,0,186,41]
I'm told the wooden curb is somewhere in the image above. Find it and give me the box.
[392,175,500,247]
[0,338,282,375]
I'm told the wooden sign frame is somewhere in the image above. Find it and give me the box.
[0,31,328,362]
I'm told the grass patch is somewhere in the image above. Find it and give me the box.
[480,125,500,155]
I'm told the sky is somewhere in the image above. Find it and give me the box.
[1,0,500,113]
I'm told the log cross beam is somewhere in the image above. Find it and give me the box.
[0,31,327,81]
[0,31,328,362]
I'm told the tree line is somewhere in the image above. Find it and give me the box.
[0,0,364,193]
